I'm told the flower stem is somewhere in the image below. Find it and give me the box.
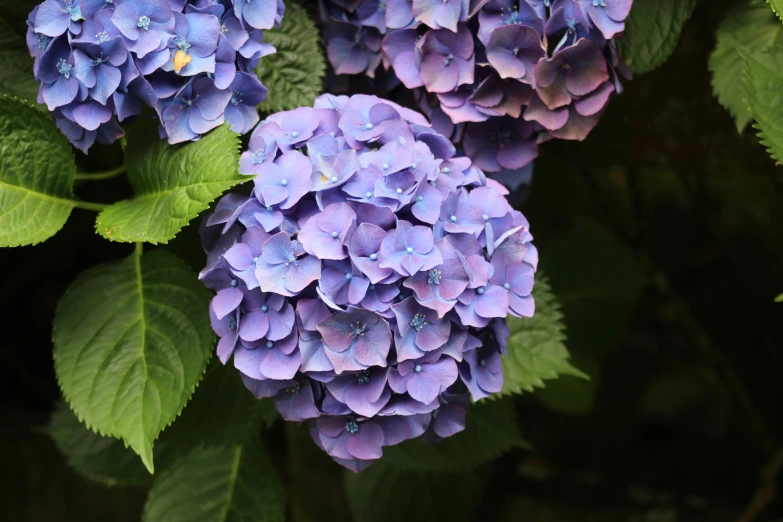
[72,200,108,211]
[74,165,126,181]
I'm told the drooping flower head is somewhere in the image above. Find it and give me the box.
[201,93,537,471]
[322,0,633,188]
[26,0,284,151]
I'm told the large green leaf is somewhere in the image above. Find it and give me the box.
[345,461,488,522]
[619,0,698,75]
[155,360,278,470]
[142,440,284,522]
[0,96,77,246]
[501,276,586,396]
[741,43,783,164]
[53,248,214,473]
[0,17,41,104]
[96,120,243,244]
[709,0,782,132]
[48,401,151,486]
[256,3,326,113]
[382,397,529,472]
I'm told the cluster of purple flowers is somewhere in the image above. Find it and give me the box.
[322,0,632,175]
[25,0,285,152]
[200,93,537,471]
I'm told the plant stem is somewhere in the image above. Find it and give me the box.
[74,165,126,181]
[72,200,108,211]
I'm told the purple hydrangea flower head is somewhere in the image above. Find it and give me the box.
[201,94,538,471]
[323,0,632,178]
[26,0,276,151]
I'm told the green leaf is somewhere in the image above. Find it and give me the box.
[155,360,278,469]
[501,276,587,396]
[142,440,285,522]
[256,3,326,114]
[382,397,529,472]
[619,0,698,75]
[0,17,42,105]
[741,43,783,164]
[96,119,243,244]
[53,247,214,473]
[345,461,488,522]
[775,293,783,302]
[769,0,783,19]
[0,95,77,246]
[709,0,783,132]
[48,401,151,486]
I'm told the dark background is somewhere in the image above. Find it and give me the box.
[3,1,783,520]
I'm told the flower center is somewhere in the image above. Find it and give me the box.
[428,269,442,285]
[175,36,191,52]
[350,322,367,338]
[357,370,370,384]
[252,148,266,164]
[370,253,377,261]
[138,15,151,30]
[65,1,83,22]
[443,53,454,67]
[231,90,243,106]
[95,31,110,43]
[37,33,51,49]
[90,53,109,67]
[261,305,268,312]
[285,382,301,395]
[414,364,422,373]
[410,313,427,331]
[56,59,72,78]
[227,315,237,330]
[566,17,577,33]
[345,420,360,434]
[220,24,228,35]
[432,407,440,417]
[593,0,607,7]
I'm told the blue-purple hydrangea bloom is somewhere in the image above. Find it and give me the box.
[322,0,633,185]
[201,93,537,471]
[26,0,284,152]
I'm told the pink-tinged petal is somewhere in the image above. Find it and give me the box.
[421,53,459,93]
[574,81,614,116]
[497,139,538,170]
[509,293,535,317]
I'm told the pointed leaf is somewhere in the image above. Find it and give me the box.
[96,120,243,244]
[501,276,586,396]
[741,43,783,164]
[0,95,76,246]
[155,360,278,470]
[48,401,152,486]
[382,398,529,471]
[142,440,285,522]
[53,248,214,472]
[619,0,698,75]
[256,3,326,113]
[709,0,782,132]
